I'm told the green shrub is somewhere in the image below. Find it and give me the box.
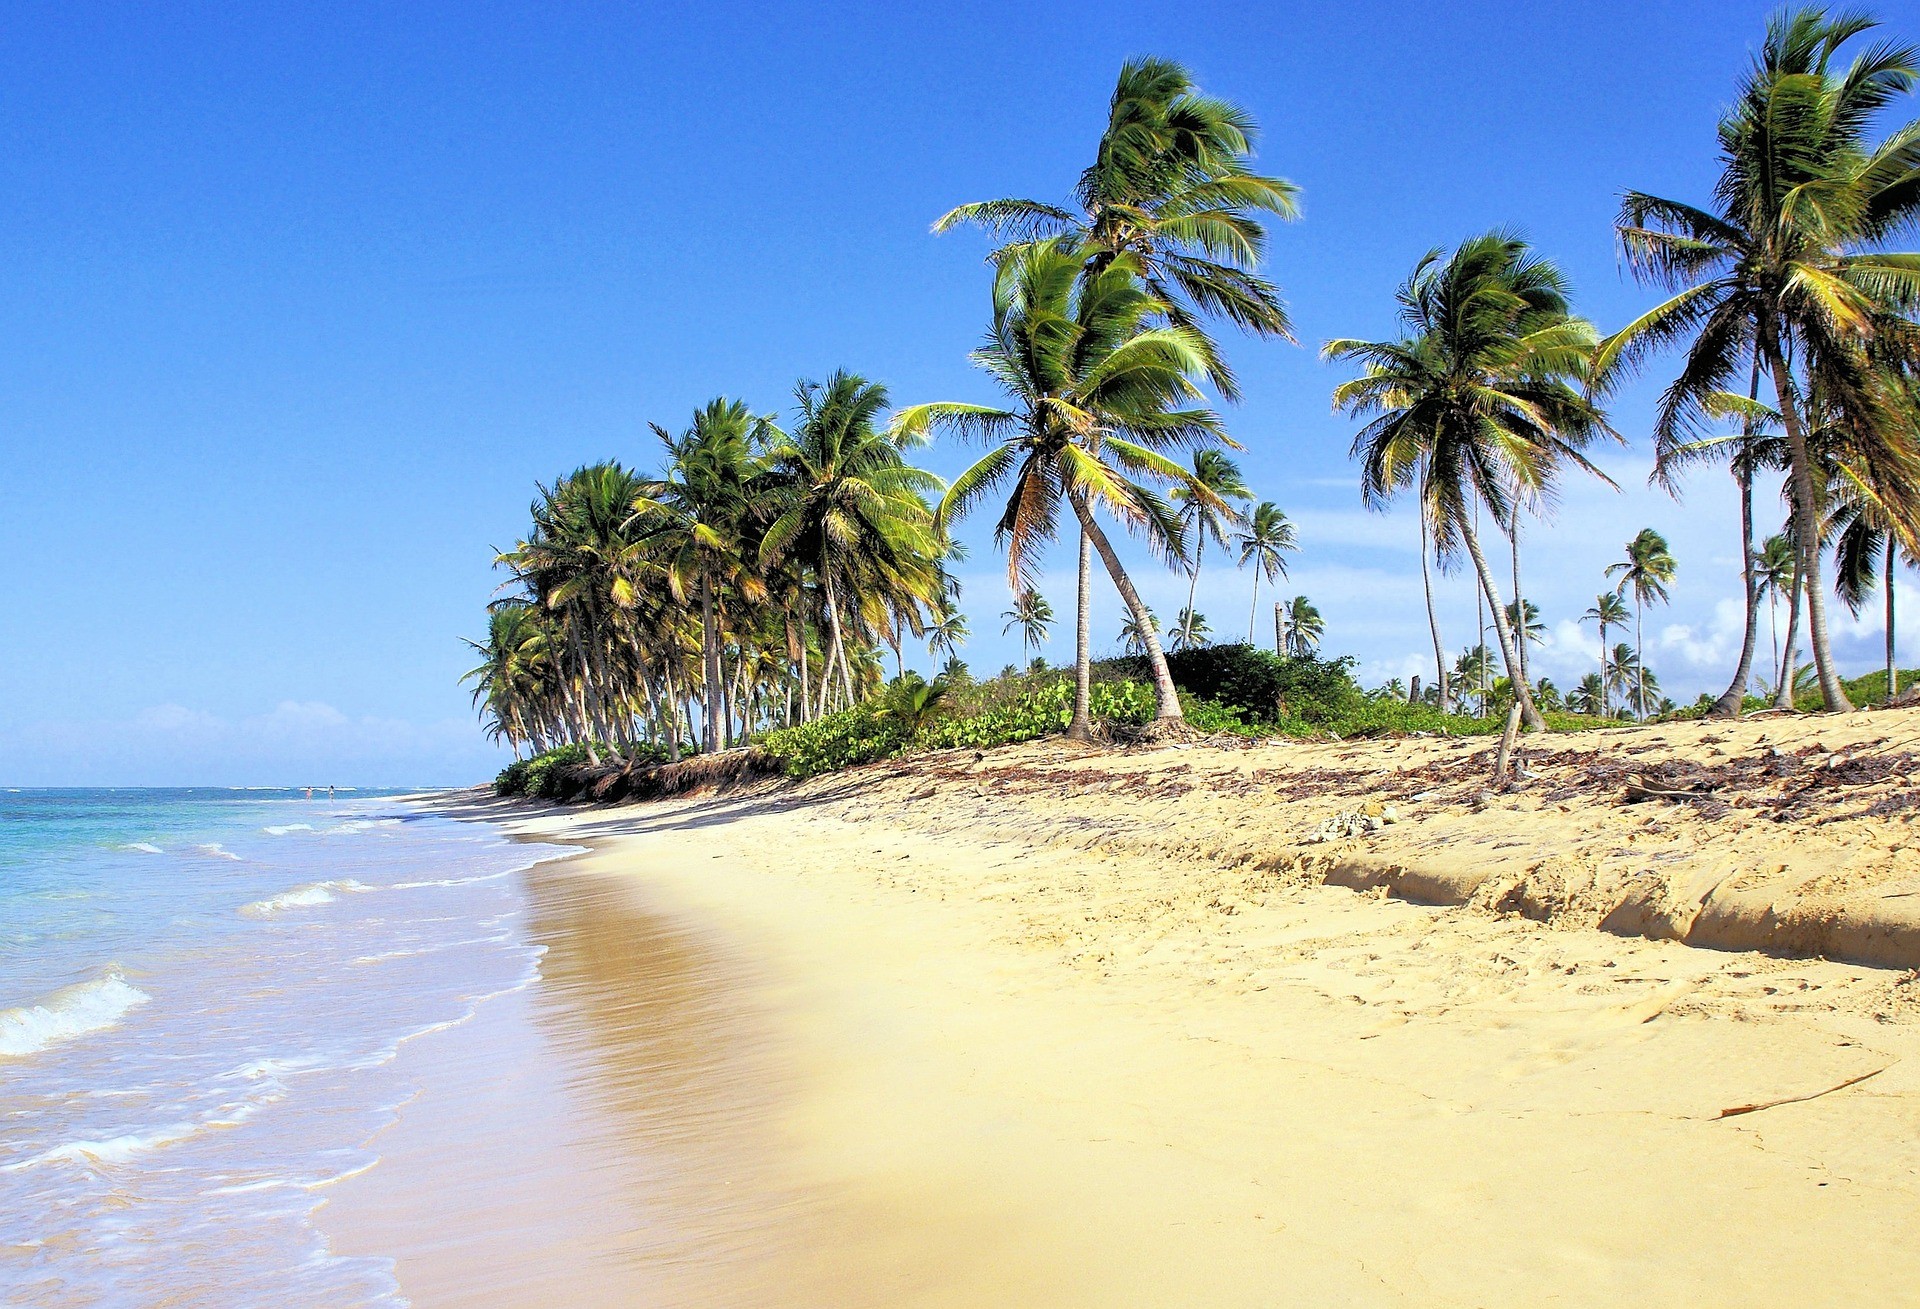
[1139,644,1363,725]
[760,702,908,780]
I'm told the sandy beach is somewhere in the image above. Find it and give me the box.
[317,711,1920,1306]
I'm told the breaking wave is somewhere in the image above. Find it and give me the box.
[0,972,151,1059]
[240,881,372,917]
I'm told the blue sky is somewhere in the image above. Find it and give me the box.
[2,0,1913,785]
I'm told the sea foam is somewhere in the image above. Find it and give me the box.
[0,972,151,1058]
[240,880,371,917]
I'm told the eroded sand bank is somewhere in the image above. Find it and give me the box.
[338,715,1920,1305]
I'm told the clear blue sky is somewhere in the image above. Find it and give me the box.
[3,0,1912,785]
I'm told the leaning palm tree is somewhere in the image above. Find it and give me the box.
[1234,501,1297,642]
[934,56,1299,400]
[1606,528,1677,720]
[1328,231,1616,732]
[1280,595,1323,657]
[1580,592,1630,717]
[1830,448,1920,702]
[895,237,1232,729]
[1596,8,1920,712]
[1171,607,1210,650]
[1002,590,1055,662]
[1172,450,1250,648]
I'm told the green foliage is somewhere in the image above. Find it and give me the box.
[1795,668,1920,711]
[495,742,617,798]
[1149,643,1362,725]
[759,702,909,780]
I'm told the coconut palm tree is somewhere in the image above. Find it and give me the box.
[927,607,969,664]
[758,372,946,720]
[1580,592,1631,717]
[895,237,1231,729]
[1454,644,1495,717]
[1595,8,1920,712]
[1328,231,1617,732]
[1171,607,1210,650]
[934,56,1299,400]
[1119,607,1161,656]
[1606,642,1644,718]
[1234,501,1297,642]
[1568,672,1607,717]
[1002,590,1055,662]
[1280,595,1323,657]
[629,399,775,752]
[1606,529,1677,720]
[1830,461,1919,702]
[1504,599,1545,652]
[1754,533,1797,697]
[1172,450,1251,648]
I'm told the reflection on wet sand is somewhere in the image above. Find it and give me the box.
[322,848,837,1308]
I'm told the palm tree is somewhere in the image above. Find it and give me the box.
[927,607,969,664]
[1596,8,1920,712]
[1606,642,1644,718]
[1234,501,1297,642]
[1754,533,1797,698]
[1328,232,1616,732]
[1002,590,1055,662]
[629,399,775,752]
[1831,471,1917,702]
[1532,677,1564,713]
[1119,607,1161,656]
[1504,599,1545,651]
[1568,672,1607,717]
[895,237,1231,729]
[1453,644,1495,717]
[1606,529,1677,720]
[1280,595,1323,657]
[1580,592,1630,717]
[1172,450,1251,648]
[758,372,946,721]
[934,56,1299,400]
[1171,607,1210,650]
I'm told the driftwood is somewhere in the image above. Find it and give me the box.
[1492,701,1523,790]
[1717,1065,1891,1119]
[1624,775,1719,804]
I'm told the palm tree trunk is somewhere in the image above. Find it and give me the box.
[1775,559,1803,711]
[1511,510,1527,685]
[1598,626,1609,718]
[1182,535,1204,646]
[1418,501,1450,713]
[822,571,857,710]
[1068,519,1093,740]
[1070,495,1182,722]
[1459,513,1546,732]
[1886,534,1898,702]
[699,575,724,752]
[1764,337,1851,710]
[1274,601,1284,656]
[1635,600,1646,720]
[1246,562,1261,645]
[1712,366,1764,718]
[1769,590,1780,701]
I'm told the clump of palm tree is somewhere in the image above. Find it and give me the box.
[1568,672,1607,717]
[1606,529,1677,720]
[1234,502,1297,644]
[1606,643,1645,718]
[879,672,952,735]
[1596,7,1920,712]
[1002,590,1055,662]
[1754,533,1797,698]
[1328,231,1617,732]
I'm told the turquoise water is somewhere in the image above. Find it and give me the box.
[0,789,572,1306]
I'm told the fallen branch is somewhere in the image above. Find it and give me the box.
[1624,775,1718,804]
[1717,1064,1892,1119]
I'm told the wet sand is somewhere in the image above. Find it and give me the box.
[330,724,1920,1305]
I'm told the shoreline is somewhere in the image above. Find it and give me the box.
[337,724,1920,1305]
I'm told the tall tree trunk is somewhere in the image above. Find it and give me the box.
[1511,509,1527,685]
[1769,590,1780,701]
[1764,336,1851,710]
[1274,601,1284,657]
[1419,501,1450,713]
[1775,559,1803,711]
[822,570,857,710]
[1182,535,1204,647]
[1246,561,1261,645]
[1459,513,1546,732]
[1070,495,1182,722]
[1068,518,1093,740]
[1887,534,1898,703]
[1712,364,1765,717]
[1598,629,1609,718]
[699,575,724,752]
[1635,600,1646,720]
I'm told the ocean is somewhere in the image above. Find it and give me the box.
[0,788,573,1306]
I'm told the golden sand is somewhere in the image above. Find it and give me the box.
[330,712,1920,1305]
